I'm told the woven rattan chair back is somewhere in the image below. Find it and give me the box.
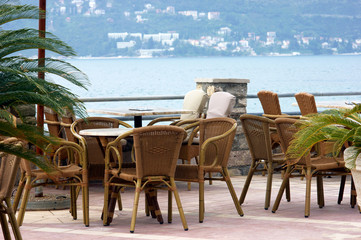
[274,118,297,152]
[240,114,274,161]
[295,92,318,116]
[133,125,186,178]
[257,90,282,115]
[174,117,243,223]
[71,117,132,180]
[0,143,22,200]
[73,117,127,131]
[274,117,303,164]
[61,115,77,142]
[103,125,188,232]
[238,114,288,210]
[0,138,23,240]
[272,117,347,217]
[13,140,89,227]
[44,107,64,138]
[198,117,236,167]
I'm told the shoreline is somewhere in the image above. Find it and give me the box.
[60,52,361,60]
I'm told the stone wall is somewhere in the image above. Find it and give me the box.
[195,78,251,175]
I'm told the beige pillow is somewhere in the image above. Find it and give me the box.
[206,92,236,119]
[180,89,208,120]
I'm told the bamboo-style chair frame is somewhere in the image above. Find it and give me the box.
[271,118,347,217]
[13,140,89,226]
[0,138,24,240]
[71,117,133,180]
[102,125,188,233]
[239,114,290,210]
[174,117,244,223]
[257,90,300,149]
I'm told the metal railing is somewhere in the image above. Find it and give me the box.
[80,91,361,103]
[80,91,361,120]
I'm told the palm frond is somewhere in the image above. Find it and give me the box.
[0,29,76,58]
[0,3,43,26]
[0,141,54,172]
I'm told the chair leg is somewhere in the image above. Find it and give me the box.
[199,181,205,223]
[272,165,292,213]
[187,158,192,191]
[145,189,157,219]
[265,162,273,210]
[305,168,312,218]
[17,176,31,226]
[103,182,110,226]
[12,173,26,215]
[282,170,291,202]
[351,177,357,208]
[170,178,188,231]
[5,198,23,240]
[130,179,142,233]
[316,175,324,208]
[82,185,89,227]
[223,168,244,216]
[147,188,163,224]
[167,189,172,223]
[338,175,346,204]
[0,209,11,240]
[70,186,77,220]
[117,191,122,211]
[239,162,257,205]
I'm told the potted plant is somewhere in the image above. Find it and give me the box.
[286,104,361,207]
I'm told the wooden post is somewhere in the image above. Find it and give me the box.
[35,0,46,197]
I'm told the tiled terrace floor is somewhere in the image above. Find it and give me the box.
[14,174,361,240]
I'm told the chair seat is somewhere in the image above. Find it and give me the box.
[110,167,136,182]
[30,164,83,180]
[310,157,345,171]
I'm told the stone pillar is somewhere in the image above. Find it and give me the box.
[195,78,251,175]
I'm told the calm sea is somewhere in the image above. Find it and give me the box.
[57,55,361,114]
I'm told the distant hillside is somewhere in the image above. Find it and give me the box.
[14,0,361,56]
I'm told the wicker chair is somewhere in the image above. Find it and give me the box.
[13,140,89,226]
[257,90,299,149]
[294,92,318,116]
[271,118,347,217]
[239,114,290,210]
[175,117,244,223]
[295,92,354,206]
[177,91,236,190]
[102,125,188,233]
[0,138,24,240]
[71,117,133,180]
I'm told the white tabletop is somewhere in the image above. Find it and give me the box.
[79,128,132,137]
[293,101,361,109]
[316,101,361,109]
[87,107,195,117]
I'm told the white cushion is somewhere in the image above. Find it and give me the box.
[206,92,236,119]
[180,89,208,120]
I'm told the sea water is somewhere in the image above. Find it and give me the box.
[54,55,361,114]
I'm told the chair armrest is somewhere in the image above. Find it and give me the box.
[198,123,237,167]
[147,116,181,126]
[179,121,200,145]
[105,130,134,172]
[263,114,301,119]
[45,119,61,125]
